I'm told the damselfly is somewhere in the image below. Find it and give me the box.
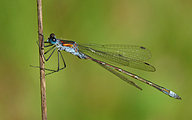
[32,33,181,100]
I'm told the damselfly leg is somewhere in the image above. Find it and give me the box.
[30,34,66,75]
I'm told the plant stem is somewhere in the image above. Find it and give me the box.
[37,0,47,120]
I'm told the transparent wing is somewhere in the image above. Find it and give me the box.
[78,44,156,72]
[96,61,142,90]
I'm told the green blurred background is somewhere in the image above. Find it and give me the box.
[0,0,192,120]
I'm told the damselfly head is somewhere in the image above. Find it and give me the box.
[47,33,57,44]
[50,33,56,38]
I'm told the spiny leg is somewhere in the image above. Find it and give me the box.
[45,50,66,76]
[44,47,57,61]
[59,50,66,71]
[31,33,65,74]
[30,46,57,68]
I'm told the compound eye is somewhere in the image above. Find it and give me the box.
[52,38,56,42]
[50,33,55,38]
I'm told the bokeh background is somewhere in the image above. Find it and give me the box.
[1,0,192,120]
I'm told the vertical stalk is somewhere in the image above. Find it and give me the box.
[37,0,47,120]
